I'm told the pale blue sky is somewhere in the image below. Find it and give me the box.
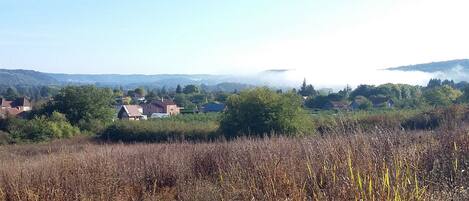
[1,0,468,78]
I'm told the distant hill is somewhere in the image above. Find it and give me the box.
[0,69,59,85]
[47,73,228,86]
[386,59,469,72]
[0,69,261,91]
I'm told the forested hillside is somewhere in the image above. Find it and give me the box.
[387,59,469,72]
[0,69,59,85]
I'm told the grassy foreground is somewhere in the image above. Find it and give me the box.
[1,128,468,200]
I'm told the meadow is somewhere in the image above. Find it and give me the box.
[2,103,469,200]
[0,125,468,200]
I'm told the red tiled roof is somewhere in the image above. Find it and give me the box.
[0,108,23,117]
[0,97,31,108]
[122,105,143,117]
[0,99,13,107]
[152,100,177,108]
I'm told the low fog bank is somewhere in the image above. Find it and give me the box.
[231,67,469,91]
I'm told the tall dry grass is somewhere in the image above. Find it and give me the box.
[0,127,468,200]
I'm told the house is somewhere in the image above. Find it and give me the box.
[117,105,147,120]
[201,102,225,113]
[369,96,394,108]
[324,101,350,111]
[131,95,146,103]
[0,97,32,118]
[350,97,369,110]
[350,96,394,110]
[140,99,180,118]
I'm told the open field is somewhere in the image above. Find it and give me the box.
[1,127,468,200]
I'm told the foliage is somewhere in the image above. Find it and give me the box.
[304,95,330,109]
[298,79,317,97]
[134,87,146,97]
[220,87,312,137]
[100,119,219,142]
[0,112,80,143]
[423,85,462,106]
[176,84,183,93]
[173,94,192,108]
[2,87,18,100]
[145,91,159,102]
[41,85,115,127]
[183,84,200,94]
[401,105,469,130]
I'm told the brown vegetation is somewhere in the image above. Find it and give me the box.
[0,127,468,200]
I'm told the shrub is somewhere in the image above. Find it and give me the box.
[401,105,469,130]
[99,119,219,142]
[0,131,11,145]
[2,112,81,143]
[220,88,313,138]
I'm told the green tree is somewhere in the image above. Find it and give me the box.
[353,96,372,110]
[113,89,124,97]
[427,78,442,88]
[298,79,317,97]
[134,87,146,97]
[304,95,329,109]
[145,91,159,102]
[176,84,183,94]
[459,86,469,103]
[350,85,376,99]
[183,85,199,94]
[3,87,18,100]
[220,87,311,137]
[424,85,462,106]
[43,86,115,126]
[173,94,191,107]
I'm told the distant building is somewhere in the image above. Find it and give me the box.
[350,96,394,110]
[201,102,226,113]
[131,95,146,103]
[140,99,180,118]
[117,105,147,120]
[324,100,350,111]
[369,96,394,108]
[0,97,32,118]
[350,97,369,110]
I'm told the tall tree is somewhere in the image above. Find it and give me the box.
[176,84,183,94]
[145,91,159,102]
[423,85,462,106]
[183,85,199,94]
[427,78,442,88]
[298,78,317,97]
[42,86,114,125]
[134,87,146,97]
[220,87,311,137]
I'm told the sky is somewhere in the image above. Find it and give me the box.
[1,0,469,86]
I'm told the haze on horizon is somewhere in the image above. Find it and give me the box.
[1,0,469,87]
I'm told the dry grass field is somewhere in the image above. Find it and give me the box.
[0,127,468,201]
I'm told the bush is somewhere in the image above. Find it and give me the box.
[0,131,11,145]
[40,85,115,128]
[1,112,81,143]
[99,119,219,142]
[312,110,417,134]
[402,105,469,130]
[220,88,313,138]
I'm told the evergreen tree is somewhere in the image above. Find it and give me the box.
[176,84,183,93]
[298,78,317,97]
